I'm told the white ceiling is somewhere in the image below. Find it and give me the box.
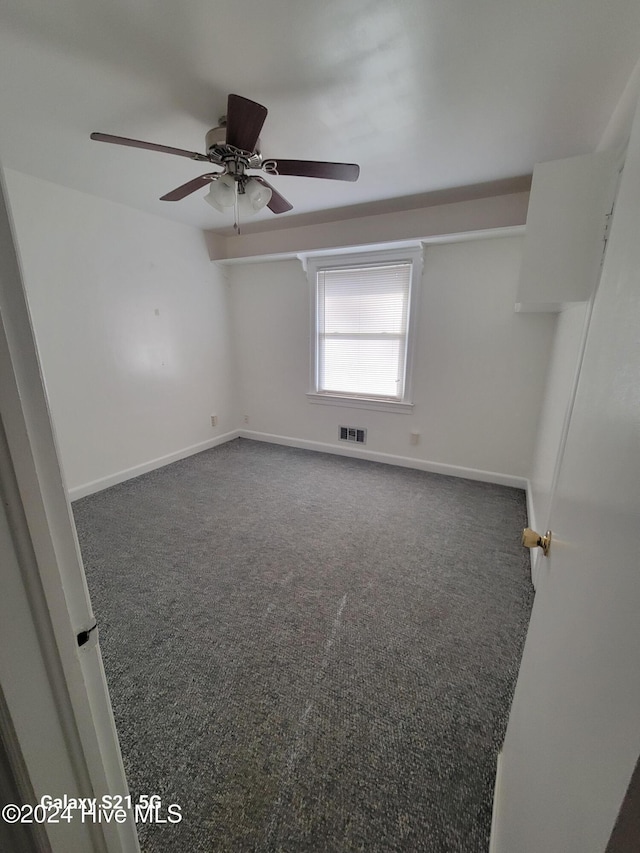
[0,0,639,234]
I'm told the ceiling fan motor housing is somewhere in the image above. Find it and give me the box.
[205,126,226,153]
[206,125,262,163]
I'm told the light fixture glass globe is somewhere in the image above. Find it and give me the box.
[237,177,272,216]
[205,174,236,212]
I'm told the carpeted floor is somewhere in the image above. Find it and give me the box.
[72,438,534,853]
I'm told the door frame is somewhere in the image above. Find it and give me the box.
[0,165,139,853]
[529,150,624,590]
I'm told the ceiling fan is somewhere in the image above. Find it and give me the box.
[91,94,360,231]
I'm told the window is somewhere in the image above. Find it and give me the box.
[306,247,422,412]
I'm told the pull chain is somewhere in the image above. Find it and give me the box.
[233,180,241,234]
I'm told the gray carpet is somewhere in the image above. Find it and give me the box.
[72,438,533,853]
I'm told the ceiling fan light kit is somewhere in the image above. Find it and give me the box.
[91,94,360,232]
[205,174,272,219]
[239,178,272,215]
[204,174,236,212]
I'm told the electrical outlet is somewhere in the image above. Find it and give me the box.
[210,415,218,427]
[243,414,249,424]
[410,430,420,446]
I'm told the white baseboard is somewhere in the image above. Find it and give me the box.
[239,430,528,490]
[70,427,529,500]
[68,431,240,500]
[524,478,535,531]
[489,750,504,853]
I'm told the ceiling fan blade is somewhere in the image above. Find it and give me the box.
[225,94,267,154]
[91,132,209,162]
[262,159,360,181]
[253,177,293,214]
[160,173,219,201]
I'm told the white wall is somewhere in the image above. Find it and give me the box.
[230,235,556,481]
[0,165,136,853]
[4,170,238,495]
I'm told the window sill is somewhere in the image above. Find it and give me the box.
[306,393,414,414]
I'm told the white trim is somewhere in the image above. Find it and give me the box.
[544,298,596,530]
[304,246,424,272]
[306,245,424,408]
[525,478,535,533]
[422,225,525,244]
[489,750,504,853]
[216,225,526,266]
[524,478,538,589]
[404,247,423,406]
[306,392,414,413]
[298,240,426,270]
[514,301,565,313]
[69,431,240,500]
[515,300,591,314]
[239,430,528,489]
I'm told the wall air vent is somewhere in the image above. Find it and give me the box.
[339,426,367,444]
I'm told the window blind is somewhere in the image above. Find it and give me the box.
[316,262,412,400]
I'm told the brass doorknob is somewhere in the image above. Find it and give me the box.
[522,528,552,557]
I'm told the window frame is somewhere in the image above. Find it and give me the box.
[306,246,423,413]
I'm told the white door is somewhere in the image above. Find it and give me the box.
[491,96,640,851]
